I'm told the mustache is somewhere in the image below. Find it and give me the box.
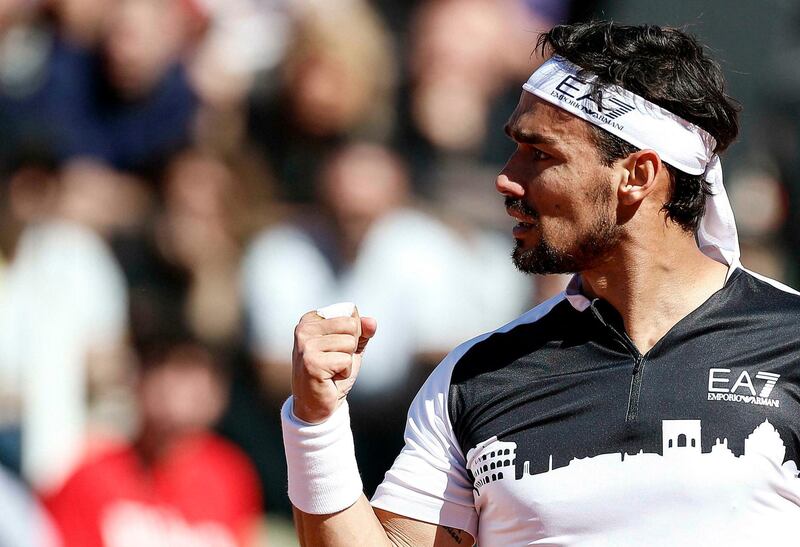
[504,197,539,220]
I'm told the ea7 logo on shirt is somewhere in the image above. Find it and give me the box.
[707,368,781,408]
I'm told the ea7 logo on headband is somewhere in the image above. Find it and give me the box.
[554,75,635,120]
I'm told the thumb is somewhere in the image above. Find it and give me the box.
[356,314,377,354]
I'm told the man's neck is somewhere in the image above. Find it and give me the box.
[580,230,729,355]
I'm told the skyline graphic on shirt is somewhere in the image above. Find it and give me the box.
[467,419,800,494]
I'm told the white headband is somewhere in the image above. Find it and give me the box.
[522,56,740,268]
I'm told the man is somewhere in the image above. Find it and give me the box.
[282,21,800,546]
[45,340,263,547]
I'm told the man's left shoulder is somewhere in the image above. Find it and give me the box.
[733,268,800,310]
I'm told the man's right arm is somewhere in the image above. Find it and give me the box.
[293,496,473,547]
[286,306,474,546]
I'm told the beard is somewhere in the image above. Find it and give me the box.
[507,189,620,275]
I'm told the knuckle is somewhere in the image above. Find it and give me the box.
[299,309,317,323]
[303,355,323,376]
[306,349,325,366]
[338,352,354,370]
[294,323,308,342]
[294,338,310,359]
[303,336,320,352]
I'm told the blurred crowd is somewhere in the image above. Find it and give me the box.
[0,0,797,546]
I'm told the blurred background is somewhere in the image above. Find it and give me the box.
[0,0,796,545]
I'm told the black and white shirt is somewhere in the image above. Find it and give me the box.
[371,268,800,546]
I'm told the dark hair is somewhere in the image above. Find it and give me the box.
[536,21,740,232]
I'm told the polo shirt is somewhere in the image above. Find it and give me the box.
[372,268,800,546]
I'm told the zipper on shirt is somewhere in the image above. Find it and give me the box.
[589,302,646,423]
[608,324,646,423]
[626,355,645,422]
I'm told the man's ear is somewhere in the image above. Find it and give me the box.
[617,149,664,206]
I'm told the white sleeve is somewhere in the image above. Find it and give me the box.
[370,345,479,538]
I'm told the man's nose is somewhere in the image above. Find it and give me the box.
[495,170,525,198]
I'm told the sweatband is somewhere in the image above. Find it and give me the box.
[281,397,363,514]
[523,56,740,268]
[317,301,356,319]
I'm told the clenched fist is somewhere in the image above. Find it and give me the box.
[291,303,378,423]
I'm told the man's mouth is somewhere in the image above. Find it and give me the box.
[512,221,535,237]
[505,197,538,236]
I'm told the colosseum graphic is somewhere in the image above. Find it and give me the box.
[467,419,800,495]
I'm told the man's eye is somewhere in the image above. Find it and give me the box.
[531,148,551,161]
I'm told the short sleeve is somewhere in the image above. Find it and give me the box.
[370,347,479,538]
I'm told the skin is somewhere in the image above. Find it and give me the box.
[501,102,621,276]
[497,93,727,353]
[289,90,729,546]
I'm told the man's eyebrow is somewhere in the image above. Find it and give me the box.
[503,123,558,146]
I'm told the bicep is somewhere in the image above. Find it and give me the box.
[375,508,475,547]
[370,351,480,541]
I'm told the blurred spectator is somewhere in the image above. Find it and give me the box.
[244,143,464,398]
[746,0,800,286]
[0,1,50,127]
[728,165,793,282]
[45,0,112,47]
[116,146,274,359]
[242,141,531,492]
[248,0,397,202]
[58,159,152,236]
[44,340,263,547]
[159,147,273,346]
[389,0,569,215]
[0,153,131,491]
[283,0,396,140]
[0,0,199,171]
[407,0,520,154]
[0,464,61,547]
[0,0,34,29]
[186,0,292,157]
[398,0,558,166]
[188,0,290,109]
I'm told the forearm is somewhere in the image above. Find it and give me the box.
[282,399,434,545]
[293,495,393,547]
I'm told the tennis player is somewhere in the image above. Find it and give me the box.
[283,21,800,546]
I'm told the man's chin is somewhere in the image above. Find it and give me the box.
[512,242,576,275]
[512,244,543,274]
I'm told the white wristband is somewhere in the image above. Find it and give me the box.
[281,397,363,514]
